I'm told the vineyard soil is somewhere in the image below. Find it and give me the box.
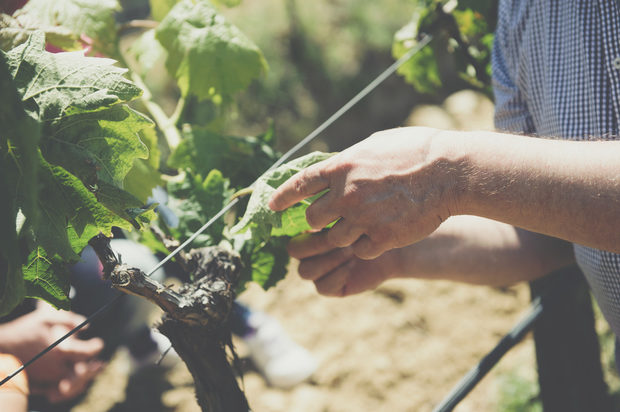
[73,268,535,412]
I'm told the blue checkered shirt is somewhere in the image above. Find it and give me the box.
[493,0,620,337]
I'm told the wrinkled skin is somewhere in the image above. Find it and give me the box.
[270,127,459,261]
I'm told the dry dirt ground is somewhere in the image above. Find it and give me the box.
[74,273,536,412]
[73,92,553,412]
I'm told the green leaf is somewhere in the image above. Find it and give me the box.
[231,151,334,242]
[95,181,157,230]
[168,126,278,189]
[42,105,151,187]
[33,154,131,261]
[155,0,267,98]
[18,0,120,56]
[0,13,82,53]
[5,31,155,256]
[7,31,155,210]
[0,51,39,223]
[235,235,288,293]
[23,247,70,310]
[6,32,142,121]
[392,19,441,94]
[0,170,26,316]
[251,237,288,290]
[0,52,38,316]
[166,169,233,247]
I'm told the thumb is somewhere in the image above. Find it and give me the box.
[269,162,330,211]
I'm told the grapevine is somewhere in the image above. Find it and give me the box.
[0,0,323,318]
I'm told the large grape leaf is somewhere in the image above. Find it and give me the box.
[0,53,37,316]
[42,105,151,187]
[155,0,267,99]
[7,31,155,198]
[33,154,131,262]
[168,126,278,189]
[6,32,141,121]
[231,152,334,242]
[0,52,39,222]
[17,0,120,56]
[2,31,156,311]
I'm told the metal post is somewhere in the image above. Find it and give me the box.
[529,265,612,412]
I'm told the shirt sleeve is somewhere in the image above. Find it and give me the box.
[492,0,536,134]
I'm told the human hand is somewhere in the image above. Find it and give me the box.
[270,127,463,259]
[0,302,104,403]
[288,231,403,296]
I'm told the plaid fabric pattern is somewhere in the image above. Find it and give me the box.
[493,0,620,336]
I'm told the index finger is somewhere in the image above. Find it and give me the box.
[269,163,330,211]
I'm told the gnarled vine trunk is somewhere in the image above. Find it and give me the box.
[89,234,250,412]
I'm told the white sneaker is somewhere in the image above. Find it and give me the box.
[243,313,318,389]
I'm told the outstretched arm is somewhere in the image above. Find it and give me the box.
[270,127,620,259]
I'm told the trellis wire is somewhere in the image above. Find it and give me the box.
[0,33,432,388]
[432,297,544,412]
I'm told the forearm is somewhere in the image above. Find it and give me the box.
[393,215,575,287]
[446,132,620,253]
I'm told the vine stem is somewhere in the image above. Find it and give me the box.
[170,96,186,127]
